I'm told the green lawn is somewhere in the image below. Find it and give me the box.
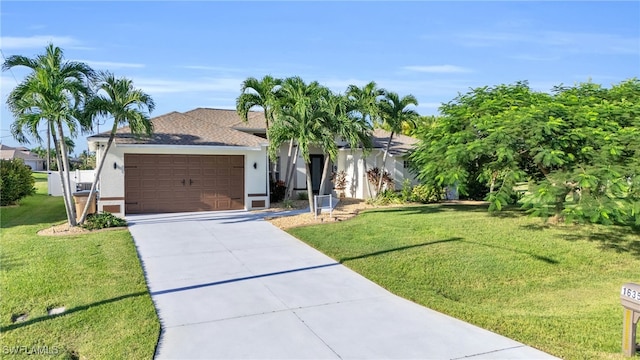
[0,173,159,359]
[289,204,640,360]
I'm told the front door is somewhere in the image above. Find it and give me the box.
[309,155,324,195]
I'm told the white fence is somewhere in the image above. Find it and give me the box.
[47,170,95,196]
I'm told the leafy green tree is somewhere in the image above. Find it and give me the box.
[77,150,96,170]
[376,91,418,194]
[236,75,282,183]
[0,159,35,206]
[3,44,94,226]
[78,71,154,224]
[410,79,640,226]
[268,77,333,212]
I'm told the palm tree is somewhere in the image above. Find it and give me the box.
[347,82,385,198]
[376,91,419,194]
[3,44,94,226]
[268,77,332,212]
[317,92,373,196]
[77,71,154,224]
[236,75,282,183]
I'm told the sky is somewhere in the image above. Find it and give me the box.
[1,1,639,154]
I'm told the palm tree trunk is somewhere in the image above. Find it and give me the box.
[376,131,394,195]
[285,144,299,200]
[283,139,294,188]
[46,124,50,172]
[318,154,331,196]
[52,127,76,226]
[363,156,373,199]
[304,162,314,214]
[78,121,118,224]
[57,120,77,226]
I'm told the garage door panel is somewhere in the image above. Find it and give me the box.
[125,154,245,214]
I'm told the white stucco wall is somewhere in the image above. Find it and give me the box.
[274,143,419,200]
[336,149,418,199]
[91,141,269,217]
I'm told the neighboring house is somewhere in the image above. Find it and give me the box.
[87,108,418,217]
[0,144,46,171]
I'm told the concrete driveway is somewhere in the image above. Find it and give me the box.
[127,210,557,359]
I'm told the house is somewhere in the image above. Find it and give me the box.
[0,144,46,171]
[87,108,418,217]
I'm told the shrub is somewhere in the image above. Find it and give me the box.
[400,179,413,202]
[411,184,442,203]
[281,199,294,209]
[83,212,127,230]
[368,189,403,206]
[331,170,347,190]
[0,159,36,206]
[366,167,394,191]
[297,191,308,200]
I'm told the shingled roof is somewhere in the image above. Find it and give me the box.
[184,108,267,131]
[88,108,417,154]
[0,144,46,162]
[89,111,267,148]
[371,129,418,156]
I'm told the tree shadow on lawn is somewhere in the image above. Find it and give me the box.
[336,236,558,265]
[339,237,463,263]
[558,225,640,258]
[0,291,147,332]
[520,221,640,258]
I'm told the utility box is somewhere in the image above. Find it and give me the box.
[621,283,640,356]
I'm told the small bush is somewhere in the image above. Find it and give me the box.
[0,159,36,206]
[370,189,404,206]
[297,191,308,200]
[411,184,442,203]
[366,167,394,191]
[270,180,286,203]
[281,199,294,209]
[400,179,413,202]
[83,212,127,230]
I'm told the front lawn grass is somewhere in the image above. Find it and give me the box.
[0,172,159,359]
[288,204,640,360]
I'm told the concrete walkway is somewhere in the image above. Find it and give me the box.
[127,210,558,359]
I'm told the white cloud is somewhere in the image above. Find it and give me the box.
[403,65,472,73]
[0,35,78,49]
[75,60,145,69]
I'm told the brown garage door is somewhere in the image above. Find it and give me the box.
[124,154,244,214]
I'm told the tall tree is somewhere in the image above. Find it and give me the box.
[410,79,640,226]
[78,71,154,224]
[317,92,373,196]
[376,91,418,194]
[347,81,384,198]
[236,75,282,183]
[3,44,94,226]
[268,77,332,213]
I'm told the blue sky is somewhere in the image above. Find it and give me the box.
[1,1,639,153]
